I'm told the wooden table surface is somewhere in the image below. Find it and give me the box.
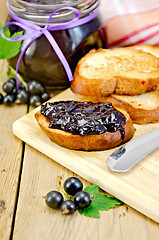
[0,93,159,240]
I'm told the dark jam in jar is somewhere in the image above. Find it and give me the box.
[40,101,126,139]
[7,0,107,91]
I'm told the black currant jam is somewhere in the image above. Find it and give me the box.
[40,101,126,139]
[7,0,107,91]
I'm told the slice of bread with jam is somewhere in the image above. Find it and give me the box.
[74,90,159,125]
[35,101,135,151]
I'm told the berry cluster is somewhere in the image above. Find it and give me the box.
[0,79,50,107]
[44,177,92,215]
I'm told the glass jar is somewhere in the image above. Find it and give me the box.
[7,0,107,91]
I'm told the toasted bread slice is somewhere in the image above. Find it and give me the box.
[34,101,135,151]
[102,91,159,124]
[129,44,159,91]
[71,48,159,97]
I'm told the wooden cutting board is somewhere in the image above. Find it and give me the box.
[13,88,159,223]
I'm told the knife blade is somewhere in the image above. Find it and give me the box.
[107,128,159,172]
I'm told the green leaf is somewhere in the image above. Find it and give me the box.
[91,193,123,211]
[0,21,23,59]
[78,184,123,219]
[78,204,100,219]
[83,184,99,195]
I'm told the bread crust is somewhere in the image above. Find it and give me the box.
[35,108,135,151]
[71,48,159,97]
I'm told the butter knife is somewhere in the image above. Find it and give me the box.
[107,128,159,172]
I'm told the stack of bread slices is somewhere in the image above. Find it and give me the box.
[35,44,159,151]
[71,45,159,124]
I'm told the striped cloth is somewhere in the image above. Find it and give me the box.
[99,0,159,48]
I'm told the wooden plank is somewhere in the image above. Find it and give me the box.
[12,88,159,223]
[0,2,28,235]
[12,143,159,240]
[0,0,8,23]
[0,105,27,240]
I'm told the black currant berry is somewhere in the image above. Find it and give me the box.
[3,94,15,106]
[28,80,43,95]
[44,190,63,209]
[16,89,29,104]
[0,93,4,104]
[64,177,83,196]
[8,78,16,86]
[2,81,14,94]
[60,200,76,215]
[41,92,50,103]
[74,191,91,209]
[29,95,41,107]
[12,86,17,95]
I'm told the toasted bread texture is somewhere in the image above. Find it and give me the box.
[71,48,159,97]
[129,44,159,58]
[129,44,159,91]
[100,91,159,124]
[34,103,135,151]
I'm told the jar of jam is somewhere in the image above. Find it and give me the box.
[7,0,107,91]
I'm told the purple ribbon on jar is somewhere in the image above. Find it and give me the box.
[1,7,98,89]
